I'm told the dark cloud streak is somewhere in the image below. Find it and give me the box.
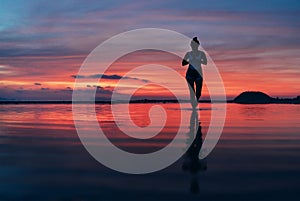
[71,74,149,83]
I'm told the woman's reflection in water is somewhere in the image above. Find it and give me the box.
[182,109,207,194]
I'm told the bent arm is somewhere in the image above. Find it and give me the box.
[201,52,207,65]
[182,53,189,66]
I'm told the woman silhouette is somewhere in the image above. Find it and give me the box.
[182,37,207,106]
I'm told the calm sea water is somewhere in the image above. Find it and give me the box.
[0,103,299,201]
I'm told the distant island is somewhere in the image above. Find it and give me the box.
[0,91,299,104]
[232,91,300,104]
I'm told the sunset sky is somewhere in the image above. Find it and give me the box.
[0,0,299,100]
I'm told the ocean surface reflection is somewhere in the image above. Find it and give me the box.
[0,103,300,200]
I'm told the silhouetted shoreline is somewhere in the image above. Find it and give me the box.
[0,99,198,104]
[0,91,299,104]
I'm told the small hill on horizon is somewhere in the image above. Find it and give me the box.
[233,91,300,104]
[234,91,274,104]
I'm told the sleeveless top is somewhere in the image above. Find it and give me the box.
[188,51,203,76]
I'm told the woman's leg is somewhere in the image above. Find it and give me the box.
[195,77,203,100]
[186,67,199,107]
[186,76,195,94]
[186,76,197,106]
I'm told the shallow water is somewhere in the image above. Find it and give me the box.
[0,103,299,200]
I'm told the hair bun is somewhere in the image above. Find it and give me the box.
[192,37,200,45]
